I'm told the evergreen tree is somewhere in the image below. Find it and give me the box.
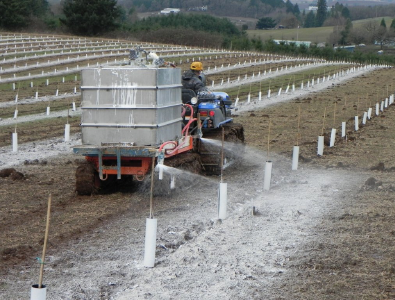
[285,0,294,14]
[0,0,29,29]
[294,3,300,16]
[339,18,352,45]
[376,18,388,49]
[315,0,327,27]
[380,18,386,28]
[304,10,315,28]
[341,6,350,19]
[256,17,277,29]
[390,19,395,29]
[61,0,122,36]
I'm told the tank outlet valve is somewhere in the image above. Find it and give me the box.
[157,151,165,165]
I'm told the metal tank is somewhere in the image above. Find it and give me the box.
[80,67,182,146]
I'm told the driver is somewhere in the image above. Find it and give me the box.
[182,62,213,98]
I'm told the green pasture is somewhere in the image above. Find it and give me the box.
[248,27,334,44]
[247,17,394,44]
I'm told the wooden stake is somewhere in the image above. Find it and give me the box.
[38,194,52,288]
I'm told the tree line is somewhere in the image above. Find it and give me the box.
[120,0,286,18]
[0,0,50,30]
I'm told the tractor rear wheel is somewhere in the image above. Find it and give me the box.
[198,123,244,176]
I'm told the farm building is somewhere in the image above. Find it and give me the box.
[160,8,180,14]
[273,40,312,47]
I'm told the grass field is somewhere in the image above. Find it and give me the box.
[248,26,334,44]
[246,17,393,44]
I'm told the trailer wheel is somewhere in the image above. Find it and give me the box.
[75,162,99,195]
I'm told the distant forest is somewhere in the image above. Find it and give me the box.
[118,0,285,18]
[121,0,395,22]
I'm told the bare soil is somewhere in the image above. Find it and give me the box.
[0,56,395,298]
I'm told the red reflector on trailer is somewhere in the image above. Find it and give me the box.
[209,111,215,117]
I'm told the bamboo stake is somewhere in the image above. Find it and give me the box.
[236,84,241,100]
[38,194,52,288]
[321,107,327,136]
[333,101,336,127]
[149,157,155,219]
[67,98,70,124]
[267,119,271,161]
[221,126,224,183]
[296,103,301,146]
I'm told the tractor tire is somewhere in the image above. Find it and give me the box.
[164,152,202,175]
[198,123,245,176]
[75,162,99,195]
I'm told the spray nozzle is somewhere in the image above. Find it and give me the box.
[197,127,203,139]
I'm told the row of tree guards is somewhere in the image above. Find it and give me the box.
[11,98,76,153]
[230,64,377,106]
[1,46,271,83]
[316,93,394,155]
[143,89,394,271]
[2,52,304,85]
[2,59,115,83]
[5,54,308,93]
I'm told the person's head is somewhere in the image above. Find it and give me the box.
[190,62,203,73]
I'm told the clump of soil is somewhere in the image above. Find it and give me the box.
[0,168,24,180]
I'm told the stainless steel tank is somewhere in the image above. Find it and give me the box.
[80,67,182,146]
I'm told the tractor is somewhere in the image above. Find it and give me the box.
[73,49,244,195]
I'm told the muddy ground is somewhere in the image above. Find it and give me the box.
[0,65,395,299]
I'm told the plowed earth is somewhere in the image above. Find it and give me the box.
[1,60,395,299]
